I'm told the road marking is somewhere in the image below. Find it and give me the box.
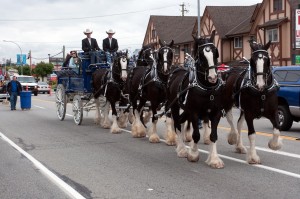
[120,128,300,179]
[218,126,299,141]
[34,105,46,109]
[0,132,86,199]
[66,114,73,117]
[255,146,300,159]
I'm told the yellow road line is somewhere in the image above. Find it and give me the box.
[218,126,299,141]
[31,98,300,141]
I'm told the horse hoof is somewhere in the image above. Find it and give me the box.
[111,128,121,134]
[187,151,200,162]
[101,124,110,129]
[176,147,188,158]
[268,139,282,151]
[206,158,224,169]
[227,132,237,145]
[235,146,247,154]
[166,140,176,146]
[247,154,261,164]
[203,138,211,145]
[149,134,160,143]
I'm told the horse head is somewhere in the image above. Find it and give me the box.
[113,49,129,81]
[193,30,219,84]
[158,39,174,74]
[137,44,155,67]
[249,40,271,91]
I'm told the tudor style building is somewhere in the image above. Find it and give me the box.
[143,0,300,66]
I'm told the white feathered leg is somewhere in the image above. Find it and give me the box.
[183,121,192,142]
[100,97,111,129]
[226,109,238,145]
[176,123,188,158]
[117,110,128,128]
[203,121,211,145]
[111,115,121,134]
[165,117,177,146]
[187,140,200,162]
[94,98,101,125]
[268,128,283,150]
[236,114,247,154]
[131,110,146,138]
[205,141,224,168]
[148,119,160,143]
[247,134,260,164]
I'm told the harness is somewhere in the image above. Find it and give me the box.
[234,51,279,116]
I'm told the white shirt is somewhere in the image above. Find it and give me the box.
[88,38,91,46]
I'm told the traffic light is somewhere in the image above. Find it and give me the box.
[27,50,31,59]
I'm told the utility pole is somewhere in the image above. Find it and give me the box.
[29,50,32,73]
[62,45,65,62]
[179,2,188,16]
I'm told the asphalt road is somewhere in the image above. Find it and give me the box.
[0,94,299,199]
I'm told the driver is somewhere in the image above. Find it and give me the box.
[82,28,101,64]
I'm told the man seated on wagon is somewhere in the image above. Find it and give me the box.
[82,28,102,64]
[102,29,119,65]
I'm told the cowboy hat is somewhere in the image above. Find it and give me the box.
[106,29,115,34]
[83,29,93,34]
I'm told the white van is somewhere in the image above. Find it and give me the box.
[15,75,39,96]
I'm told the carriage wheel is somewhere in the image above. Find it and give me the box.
[72,95,83,125]
[55,84,67,121]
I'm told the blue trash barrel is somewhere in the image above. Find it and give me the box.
[20,91,32,110]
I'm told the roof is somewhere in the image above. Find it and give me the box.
[206,5,258,38]
[258,17,289,29]
[147,15,198,44]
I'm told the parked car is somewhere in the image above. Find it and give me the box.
[272,66,300,131]
[37,82,50,94]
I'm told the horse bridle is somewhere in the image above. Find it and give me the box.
[196,43,218,72]
[158,46,173,64]
[251,49,271,82]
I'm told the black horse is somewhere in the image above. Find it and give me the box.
[165,30,225,168]
[92,50,129,133]
[124,44,155,137]
[131,40,174,142]
[224,40,282,164]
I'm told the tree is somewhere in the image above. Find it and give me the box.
[33,62,53,81]
[17,65,31,75]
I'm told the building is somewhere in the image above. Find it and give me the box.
[143,0,300,66]
[143,15,197,66]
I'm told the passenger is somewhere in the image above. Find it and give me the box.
[68,51,79,73]
[102,29,119,64]
[82,28,101,64]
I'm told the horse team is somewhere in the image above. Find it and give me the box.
[91,30,282,169]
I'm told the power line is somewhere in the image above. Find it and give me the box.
[0,5,177,22]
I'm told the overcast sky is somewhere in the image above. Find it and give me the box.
[0,0,261,64]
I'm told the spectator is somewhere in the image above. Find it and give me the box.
[102,29,118,64]
[82,28,101,64]
[7,76,22,111]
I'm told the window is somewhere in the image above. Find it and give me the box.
[273,0,283,12]
[184,44,191,55]
[151,29,156,39]
[234,37,242,48]
[174,46,180,55]
[267,29,278,42]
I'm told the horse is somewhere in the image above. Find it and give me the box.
[92,50,129,133]
[165,30,225,168]
[124,44,155,137]
[224,40,282,164]
[131,39,175,142]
